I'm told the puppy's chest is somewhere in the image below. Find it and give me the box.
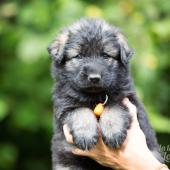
[77,99,122,113]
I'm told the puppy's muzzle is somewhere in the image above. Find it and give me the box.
[82,63,103,85]
[88,74,101,84]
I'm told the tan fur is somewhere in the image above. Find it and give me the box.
[50,32,69,57]
[104,44,119,57]
[66,45,80,58]
[65,58,80,71]
[116,31,130,52]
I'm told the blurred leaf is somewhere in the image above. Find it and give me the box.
[148,110,170,133]
[0,143,18,170]
[11,102,41,131]
[151,20,170,40]
[0,2,18,18]
[18,1,51,30]
[85,5,103,17]
[17,33,47,63]
[0,99,8,121]
[142,53,159,70]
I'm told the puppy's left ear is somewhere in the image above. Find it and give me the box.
[116,31,134,65]
[47,31,69,64]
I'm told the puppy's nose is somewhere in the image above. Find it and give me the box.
[88,74,101,84]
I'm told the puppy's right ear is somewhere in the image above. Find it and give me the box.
[47,31,69,64]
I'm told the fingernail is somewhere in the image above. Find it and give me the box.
[122,97,129,105]
[72,149,80,154]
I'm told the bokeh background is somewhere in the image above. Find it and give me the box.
[0,0,170,169]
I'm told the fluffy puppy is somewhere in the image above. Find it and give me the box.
[48,18,163,170]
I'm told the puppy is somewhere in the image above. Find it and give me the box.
[48,18,163,170]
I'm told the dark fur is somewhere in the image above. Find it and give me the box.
[48,18,163,170]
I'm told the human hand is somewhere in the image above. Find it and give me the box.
[63,98,168,170]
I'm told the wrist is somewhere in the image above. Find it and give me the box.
[133,151,163,170]
[122,148,163,170]
[157,164,169,170]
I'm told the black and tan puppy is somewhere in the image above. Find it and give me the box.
[48,18,163,170]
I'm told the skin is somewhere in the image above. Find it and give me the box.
[63,98,168,170]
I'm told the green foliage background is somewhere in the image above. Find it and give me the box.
[0,0,170,169]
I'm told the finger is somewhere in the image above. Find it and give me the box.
[72,137,102,156]
[72,148,90,156]
[63,124,73,143]
[122,98,139,127]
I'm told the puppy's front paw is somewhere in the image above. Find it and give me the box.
[65,108,99,150]
[71,127,98,150]
[99,105,131,148]
[101,126,128,148]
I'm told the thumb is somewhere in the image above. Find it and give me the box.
[122,98,139,128]
[63,124,73,143]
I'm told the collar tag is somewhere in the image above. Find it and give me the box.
[93,94,108,117]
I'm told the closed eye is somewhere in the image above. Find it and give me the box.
[66,54,83,61]
[101,52,112,59]
[101,52,119,60]
[72,54,82,59]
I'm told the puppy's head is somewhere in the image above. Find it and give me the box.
[48,18,134,93]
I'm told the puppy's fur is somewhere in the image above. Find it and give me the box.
[48,18,163,170]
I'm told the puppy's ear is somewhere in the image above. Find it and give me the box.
[116,31,134,65]
[47,31,69,64]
